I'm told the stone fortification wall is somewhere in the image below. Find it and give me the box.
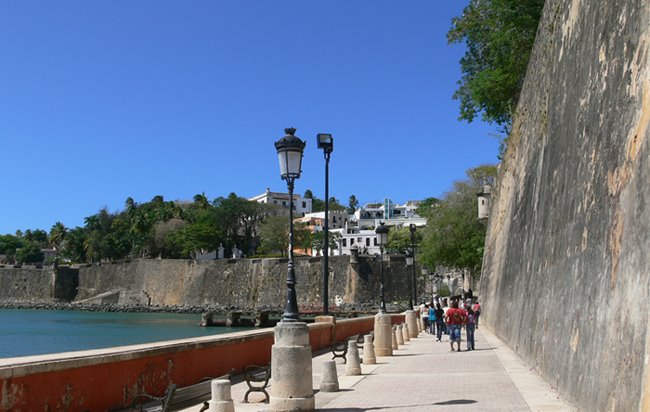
[480,0,649,411]
[0,267,54,302]
[76,256,427,309]
[0,266,78,303]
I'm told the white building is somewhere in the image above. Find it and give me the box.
[248,188,313,217]
[333,198,427,256]
[300,210,349,230]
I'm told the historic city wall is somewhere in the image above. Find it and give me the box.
[73,255,426,309]
[480,0,649,411]
[0,266,77,303]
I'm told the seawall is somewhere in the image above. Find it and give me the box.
[0,315,396,411]
[73,255,426,308]
[479,0,649,411]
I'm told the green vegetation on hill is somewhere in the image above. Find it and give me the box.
[418,164,498,280]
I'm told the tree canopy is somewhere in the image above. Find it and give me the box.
[419,164,498,279]
[448,0,544,128]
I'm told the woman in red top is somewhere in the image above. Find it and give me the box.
[445,300,467,352]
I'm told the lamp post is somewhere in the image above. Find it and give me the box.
[373,221,392,356]
[405,249,414,309]
[409,224,417,306]
[317,133,333,315]
[271,128,314,411]
[375,222,389,313]
[274,127,306,322]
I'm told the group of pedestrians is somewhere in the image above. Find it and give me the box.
[421,298,481,352]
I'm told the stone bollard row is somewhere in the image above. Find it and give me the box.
[403,322,411,342]
[391,326,398,350]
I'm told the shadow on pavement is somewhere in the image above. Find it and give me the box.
[433,399,477,405]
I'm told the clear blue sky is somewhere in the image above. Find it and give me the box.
[0,1,499,235]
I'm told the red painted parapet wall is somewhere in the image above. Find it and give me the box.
[0,315,400,412]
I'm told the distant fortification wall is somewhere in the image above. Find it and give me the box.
[0,266,78,303]
[480,0,649,411]
[75,255,426,309]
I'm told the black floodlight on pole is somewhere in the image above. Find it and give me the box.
[405,249,414,309]
[275,127,306,322]
[375,222,390,313]
[316,133,334,316]
[409,223,417,305]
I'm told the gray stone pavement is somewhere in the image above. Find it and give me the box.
[183,326,575,412]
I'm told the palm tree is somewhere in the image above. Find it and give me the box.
[49,222,68,251]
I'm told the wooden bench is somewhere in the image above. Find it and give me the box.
[331,334,366,364]
[243,363,271,403]
[129,371,233,412]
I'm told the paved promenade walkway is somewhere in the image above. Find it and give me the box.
[187,326,575,411]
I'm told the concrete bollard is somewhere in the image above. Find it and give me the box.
[346,339,362,375]
[363,334,377,364]
[373,312,393,356]
[207,379,235,412]
[391,326,398,350]
[403,322,411,342]
[396,324,405,345]
[270,322,315,411]
[406,310,418,338]
[320,360,340,392]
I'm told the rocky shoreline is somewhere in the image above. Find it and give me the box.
[0,301,269,315]
[0,300,389,316]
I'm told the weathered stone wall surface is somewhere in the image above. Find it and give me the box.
[75,256,427,309]
[0,267,53,302]
[0,266,80,303]
[480,0,649,410]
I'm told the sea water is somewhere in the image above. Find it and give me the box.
[0,309,248,359]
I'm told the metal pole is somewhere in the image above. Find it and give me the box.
[322,151,330,315]
[282,178,300,322]
[379,245,386,313]
[408,258,414,309]
[411,231,417,305]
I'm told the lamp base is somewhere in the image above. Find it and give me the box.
[270,321,315,411]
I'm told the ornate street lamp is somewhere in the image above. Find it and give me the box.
[275,127,306,322]
[375,222,389,313]
[409,224,417,306]
[317,133,333,316]
[405,249,414,309]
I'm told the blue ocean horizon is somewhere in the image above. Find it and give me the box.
[0,309,248,359]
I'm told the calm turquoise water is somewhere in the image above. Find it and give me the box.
[0,309,248,359]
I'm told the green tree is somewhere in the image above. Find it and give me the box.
[15,242,44,264]
[387,226,422,255]
[0,234,24,263]
[347,195,359,214]
[448,0,544,128]
[59,227,87,263]
[419,164,498,279]
[49,222,68,251]
[258,216,289,257]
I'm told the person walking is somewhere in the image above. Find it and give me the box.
[421,303,430,333]
[473,300,481,328]
[428,304,436,334]
[434,303,445,342]
[465,306,476,350]
[445,300,467,352]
